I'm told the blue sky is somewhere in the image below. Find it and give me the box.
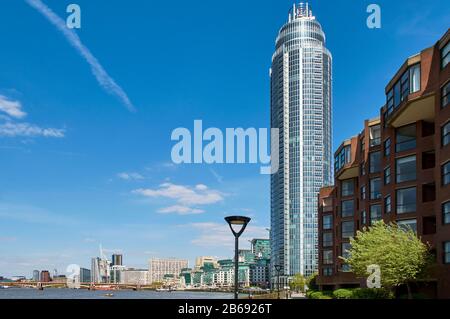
[0,0,448,277]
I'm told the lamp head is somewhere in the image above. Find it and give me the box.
[225,216,251,237]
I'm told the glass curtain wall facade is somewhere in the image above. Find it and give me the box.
[270,3,332,283]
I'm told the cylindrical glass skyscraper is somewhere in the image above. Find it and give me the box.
[270,3,332,283]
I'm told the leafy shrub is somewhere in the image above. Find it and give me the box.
[352,288,394,299]
[332,289,354,299]
[307,290,332,299]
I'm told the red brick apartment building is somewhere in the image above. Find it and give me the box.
[317,29,450,298]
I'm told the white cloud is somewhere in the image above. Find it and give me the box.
[133,183,224,206]
[0,122,65,138]
[0,95,27,119]
[25,0,135,112]
[158,205,204,215]
[117,172,144,181]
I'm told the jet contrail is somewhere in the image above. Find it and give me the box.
[25,0,136,112]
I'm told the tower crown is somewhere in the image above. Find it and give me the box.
[288,2,314,22]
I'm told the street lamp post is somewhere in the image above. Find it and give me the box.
[225,216,251,300]
[274,265,282,299]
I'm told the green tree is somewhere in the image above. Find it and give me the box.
[290,273,306,292]
[306,272,318,291]
[341,221,430,299]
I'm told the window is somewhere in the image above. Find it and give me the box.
[400,69,410,102]
[396,187,416,214]
[384,138,391,157]
[387,89,394,115]
[396,155,417,183]
[341,221,354,239]
[323,215,333,230]
[335,145,351,172]
[323,267,333,276]
[397,219,417,233]
[360,162,366,176]
[323,232,333,247]
[409,64,421,93]
[369,125,381,147]
[369,151,381,173]
[385,195,392,214]
[341,243,352,272]
[384,166,391,185]
[361,211,367,226]
[444,202,450,225]
[442,41,450,69]
[444,242,450,264]
[370,178,381,200]
[396,124,416,153]
[388,65,421,111]
[323,250,333,265]
[361,185,366,200]
[342,243,351,259]
[370,204,382,224]
[394,81,401,108]
[443,122,450,146]
[442,162,450,186]
[342,180,354,196]
[341,200,355,218]
[441,82,449,108]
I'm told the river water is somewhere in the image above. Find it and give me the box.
[0,287,234,299]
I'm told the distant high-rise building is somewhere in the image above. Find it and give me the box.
[270,2,332,285]
[149,258,188,284]
[91,256,110,283]
[32,270,40,282]
[80,268,91,283]
[111,254,123,266]
[91,257,100,283]
[40,270,51,282]
[251,239,271,259]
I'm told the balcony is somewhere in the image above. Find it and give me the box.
[386,94,435,128]
[334,139,358,180]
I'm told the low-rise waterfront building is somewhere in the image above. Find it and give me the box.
[120,269,150,285]
[149,258,188,284]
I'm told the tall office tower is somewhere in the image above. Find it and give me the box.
[270,3,332,284]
